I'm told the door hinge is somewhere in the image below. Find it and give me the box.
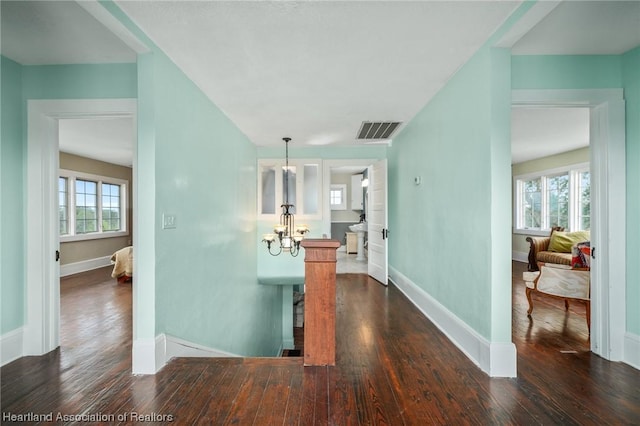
[591,247,596,259]
[55,250,60,262]
[382,228,389,240]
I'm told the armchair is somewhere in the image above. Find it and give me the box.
[523,229,591,331]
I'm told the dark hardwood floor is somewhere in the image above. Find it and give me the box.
[1,263,639,424]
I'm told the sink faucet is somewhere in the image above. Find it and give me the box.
[359,213,366,223]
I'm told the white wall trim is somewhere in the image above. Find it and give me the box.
[1,327,24,366]
[60,255,112,277]
[132,336,163,375]
[624,332,640,370]
[389,266,517,377]
[26,99,137,359]
[139,333,241,372]
[163,334,240,362]
[512,251,529,264]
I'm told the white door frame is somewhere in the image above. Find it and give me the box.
[25,99,137,356]
[512,89,626,361]
[323,159,384,274]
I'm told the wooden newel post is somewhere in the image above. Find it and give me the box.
[300,239,341,366]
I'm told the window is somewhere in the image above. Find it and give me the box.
[59,169,128,241]
[75,179,98,234]
[514,163,589,234]
[59,177,69,235]
[330,184,347,210]
[258,159,321,219]
[102,183,122,231]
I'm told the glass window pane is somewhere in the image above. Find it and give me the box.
[522,179,541,229]
[578,171,590,231]
[546,174,569,228]
[303,164,318,215]
[59,176,68,236]
[283,166,296,214]
[261,167,276,214]
[85,181,97,194]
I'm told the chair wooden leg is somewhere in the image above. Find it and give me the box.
[564,299,569,311]
[526,287,534,316]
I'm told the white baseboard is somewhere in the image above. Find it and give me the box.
[60,255,112,277]
[1,327,24,366]
[132,336,164,375]
[624,332,640,370]
[512,250,529,264]
[163,334,240,362]
[389,266,517,377]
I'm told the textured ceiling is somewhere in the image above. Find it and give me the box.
[115,0,522,147]
[2,1,638,164]
[0,1,136,64]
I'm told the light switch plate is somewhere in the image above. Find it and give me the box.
[162,213,177,229]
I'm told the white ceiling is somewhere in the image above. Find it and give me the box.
[59,118,135,168]
[0,1,136,64]
[115,0,522,147]
[1,1,639,165]
[511,107,590,164]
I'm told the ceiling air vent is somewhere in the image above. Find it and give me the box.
[356,121,402,140]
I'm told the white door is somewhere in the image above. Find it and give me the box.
[367,159,388,285]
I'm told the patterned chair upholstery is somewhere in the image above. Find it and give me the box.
[525,227,566,271]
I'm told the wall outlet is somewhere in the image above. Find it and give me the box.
[162,213,177,229]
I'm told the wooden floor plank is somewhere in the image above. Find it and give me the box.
[1,263,639,424]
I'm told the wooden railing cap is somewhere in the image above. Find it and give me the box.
[300,239,341,249]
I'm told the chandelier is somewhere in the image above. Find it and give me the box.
[262,137,309,256]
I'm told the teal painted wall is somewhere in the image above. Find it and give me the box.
[257,145,388,160]
[148,51,279,356]
[22,63,137,99]
[512,50,640,338]
[99,0,282,356]
[1,56,25,334]
[388,47,508,340]
[511,55,622,89]
[385,1,535,343]
[622,46,640,335]
[0,60,137,338]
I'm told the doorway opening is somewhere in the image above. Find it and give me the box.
[57,116,135,354]
[329,165,369,274]
[511,89,626,362]
[323,159,388,285]
[511,105,591,346]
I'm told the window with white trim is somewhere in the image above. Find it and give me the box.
[258,159,322,219]
[330,184,347,210]
[514,163,589,234]
[59,169,128,241]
